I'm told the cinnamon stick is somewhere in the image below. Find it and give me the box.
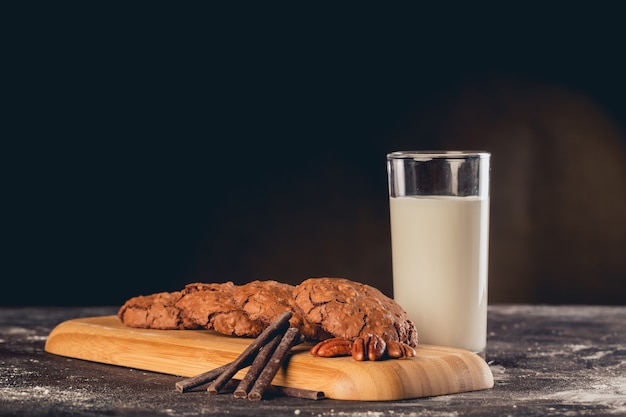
[247,327,301,401]
[207,311,292,394]
[233,332,283,398]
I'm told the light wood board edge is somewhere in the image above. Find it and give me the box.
[45,316,494,401]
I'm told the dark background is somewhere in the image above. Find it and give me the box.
[4,4,626,306]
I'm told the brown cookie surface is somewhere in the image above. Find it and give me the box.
[229,280,328,340]
[230,280,294,325]
[117,291,185,330]
[118,281,264,336]
[175,283,264,337]
[292,277,418,347]
[181,281,236,295]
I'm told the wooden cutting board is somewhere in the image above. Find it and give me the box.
[45,315,493,401]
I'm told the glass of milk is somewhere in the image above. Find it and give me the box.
[386,151,490,355]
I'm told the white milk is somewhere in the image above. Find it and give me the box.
[389,195,489,353]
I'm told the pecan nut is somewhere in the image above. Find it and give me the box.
[310,338,353,357]
[386,340,417,359]
[352,334,387,361]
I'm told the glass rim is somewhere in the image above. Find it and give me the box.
[387,150,490,160]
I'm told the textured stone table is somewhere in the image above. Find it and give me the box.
[1,305,625,416]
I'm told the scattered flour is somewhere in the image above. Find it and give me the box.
[581,351,611,360]
[319,411,459,417]
[3,327,34,335]
[26,335,48,342]
[565,344,592,352]
[531,376,626,413]
[0,384,96,407]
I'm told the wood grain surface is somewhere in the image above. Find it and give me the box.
[45,316,493,401]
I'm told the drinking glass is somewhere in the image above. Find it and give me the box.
[387,151,490,354]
